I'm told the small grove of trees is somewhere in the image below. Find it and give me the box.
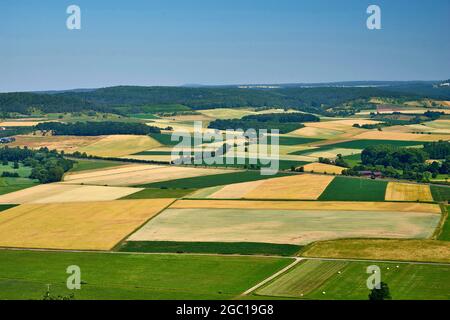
[369,282,392,300]
[319,154,349,168]
[0,146,74,183]
[35,121,160,136]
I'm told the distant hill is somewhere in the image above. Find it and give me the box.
[1,81,449,116]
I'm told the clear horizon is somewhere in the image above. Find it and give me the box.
[1,0,449,92]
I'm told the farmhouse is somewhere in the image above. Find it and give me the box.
[358,170,383,178]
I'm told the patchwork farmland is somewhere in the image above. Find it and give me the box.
[0,86,449,302]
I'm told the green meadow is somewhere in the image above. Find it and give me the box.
[255,259,450,300]
[0,250,291,300]
[69,159,124,172]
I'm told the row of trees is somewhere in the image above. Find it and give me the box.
[35,121,160,136]
[0,146,74,183]
[208,113,319,134]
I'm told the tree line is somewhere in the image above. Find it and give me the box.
[207,112,319,134]
[35,121,161,136]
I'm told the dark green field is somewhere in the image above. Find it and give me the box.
[0,204,17,212]
[149,133,204,146]
[318,176,388,201]
[0,250,291,300]
[128,113,160,119]
[290,139,423,156]
[69,159,125,172]
[118,241,302,256]
[120,188,195,199]
[324,139,423,149]
[192,157,308,170]
[268,136,323,146]
[431,185,450,202]
[137,171,292,189]
[438,206,450,241]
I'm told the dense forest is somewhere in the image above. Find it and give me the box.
[2,84,442,116]
[35,121,160,136]
[343,141,450,181]
[207,113,318,134]
[0,92,100,114]
[0,146,74,183]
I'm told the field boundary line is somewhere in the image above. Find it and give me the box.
[432,204,448,240]
[110,198,178,251]
[240,257,303,296]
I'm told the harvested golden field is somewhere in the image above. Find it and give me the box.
[0,183,142,204]
[243,174,334,200]
[302,163,345,174]
[385,182,433,202]
[128,208,439,245]
[352,131,450,141]
[75,135,161,157]
[62,164,230,186]
[207,180,265,199]
[63,164,158,182]
[9,135,102,152]
[0,121,41,127]
[0,199,174,250]
[306,119,381,131]
[301,239,450,263]
[205,174,333,200]
[290,126,342,139]
[170,200,441,213]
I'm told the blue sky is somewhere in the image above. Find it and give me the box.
[1,0,449,91]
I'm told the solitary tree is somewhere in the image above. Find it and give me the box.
[369,282,392,300]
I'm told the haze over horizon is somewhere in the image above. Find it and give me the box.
[1,0,449,92]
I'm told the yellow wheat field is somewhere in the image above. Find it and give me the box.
[0,199,174,250]
[301,239,450,263]
[170,199,441,213]
[205,174,334,200]
[385,182,433,202]
[207,180,265,199]
[75,135,161,157]
[302,163,345,174]
[62,164,230,186]
[290,126,342,139]
[0,183,143,204]
[9,135,102,153]
[244,174,334,200]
